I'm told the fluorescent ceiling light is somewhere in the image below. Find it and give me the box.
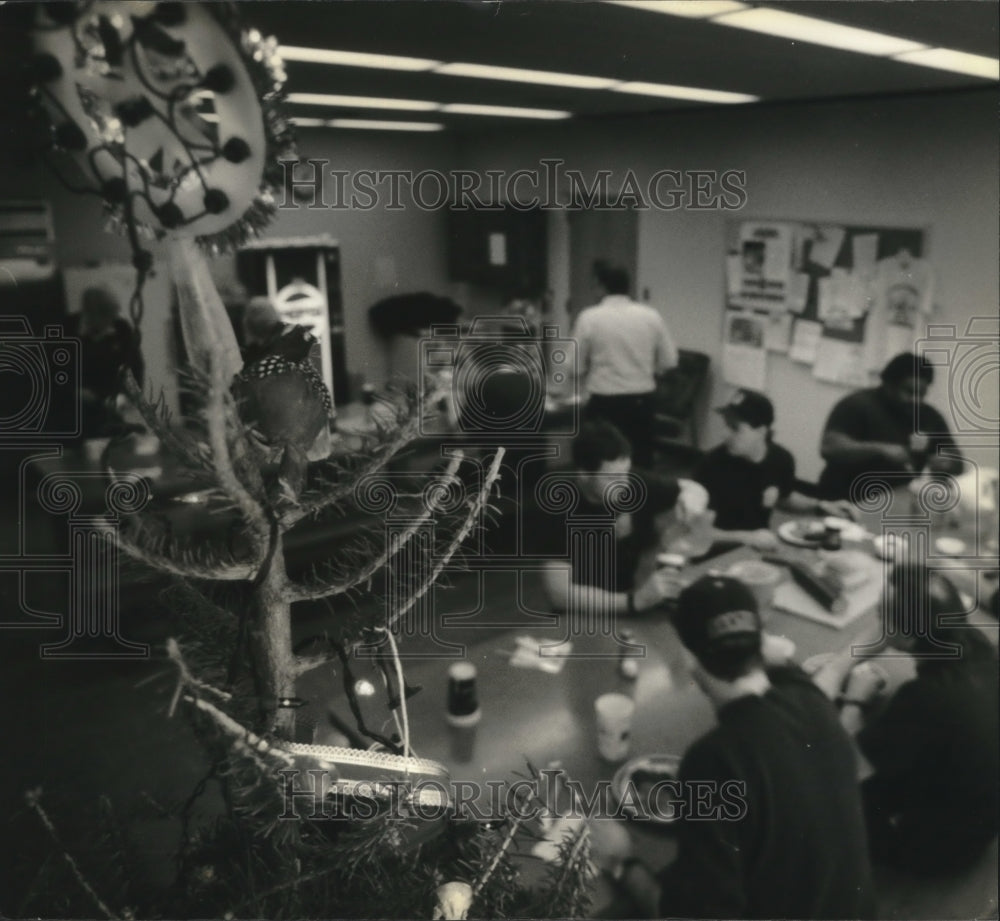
[614,81,757,103]
[329,119,444,131]
[893,48,999,80]
[609,1,747,17]
[286,93,439,111]
[279,46,440,71]
[713,8,927,56]
[440,103,571,119]
[434,62,619,90]
[291,116,444,131]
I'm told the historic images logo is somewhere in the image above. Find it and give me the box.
[279,159,748,212]
[0,315,150,658]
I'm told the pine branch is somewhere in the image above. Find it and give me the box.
[285,451,465,604]
[470,790,532,902]
[385,449,504,633]
[166,638,233,717]
[24,789,123,921]
[283,392,423,528]
[120,371,213,477]
[205,345,270,546]
[108,521,259,581]
[536,822,595,919]
[187,696,294,768]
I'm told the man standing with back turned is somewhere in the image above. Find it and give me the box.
[571,259,678,468]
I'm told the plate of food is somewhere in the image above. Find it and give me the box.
[778,519,869,547]
[822,517,870,542]
[611,754,683,825]
[777,520,830,548]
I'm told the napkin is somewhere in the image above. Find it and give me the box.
[507,636,573,673]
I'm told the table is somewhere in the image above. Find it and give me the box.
[299,486,997,910]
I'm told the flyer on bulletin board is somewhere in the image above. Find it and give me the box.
[722,310,768,390]
[788,319,823,365]
[725,219,928,388]
[764,310,793,353]
[729,222,795,311]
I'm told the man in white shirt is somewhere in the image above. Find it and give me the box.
[571,260,678,467]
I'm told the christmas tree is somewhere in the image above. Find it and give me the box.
[12,3,596,917]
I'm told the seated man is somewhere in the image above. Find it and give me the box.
[608,576,875,918]
[814,563,999,875]
[694,389,851,552]
[535,420,680,617]
[818,352,962,499]
[66,286,144,437]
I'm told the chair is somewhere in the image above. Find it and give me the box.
[651,349,710,454]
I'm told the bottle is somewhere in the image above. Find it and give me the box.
[618,629,640,680]
[446,661,481,727]
[821,525,842,551]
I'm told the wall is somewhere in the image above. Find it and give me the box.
[5,90,996,472]
[453,89,999,479]
[0,168,183,415]
[0,129,458,415]
[239,128,456,386]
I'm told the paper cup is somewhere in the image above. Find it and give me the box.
[594,693,635,762]
[82,437,111,467]
[761,633,796,665]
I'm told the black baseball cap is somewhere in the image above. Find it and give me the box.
[673,576,762,676]
[716,389,774,428]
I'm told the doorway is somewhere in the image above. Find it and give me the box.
[566,207,639,326]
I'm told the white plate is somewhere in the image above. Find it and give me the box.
[777,520,827,548]
[822,518,870,542]
[611,754,683,824]
[934,536,967,555]
[779,519,871,547]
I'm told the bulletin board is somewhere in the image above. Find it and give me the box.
[722,220,931,392]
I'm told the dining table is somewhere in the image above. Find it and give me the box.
[297,476,997,914]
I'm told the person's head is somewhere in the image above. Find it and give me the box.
[80,286,121,334]
[243,296,283,344]
[571,420,632,501]
[880,352,933,408]
[632,471,682,548]
[592,259,630,297]
[673,575,764,684]
[882,561,966,655]
[716,389,774,459]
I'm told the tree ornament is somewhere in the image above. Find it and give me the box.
[24,1,295,376]
[171,237,243,392]
[233,317,334,498]
[28,0,292,251]
[433,881,474,921]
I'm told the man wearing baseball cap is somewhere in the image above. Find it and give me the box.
[693,388,852,552]
[608,575,875,918]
